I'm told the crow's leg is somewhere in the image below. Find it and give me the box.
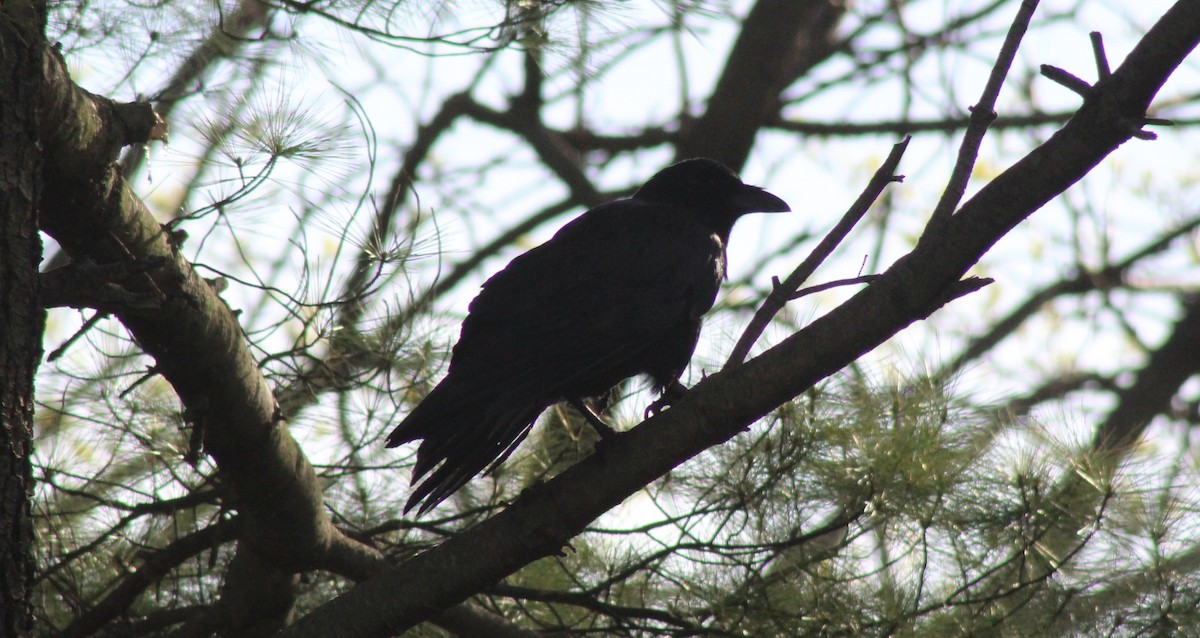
[568,397,618,439]
[644,380,688,419]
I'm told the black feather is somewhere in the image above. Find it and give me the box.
[386,158,790,514]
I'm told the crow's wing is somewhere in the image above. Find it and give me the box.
[388,199,726,514]
[446,199,724,399]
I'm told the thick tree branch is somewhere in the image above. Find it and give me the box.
[38,257,166,313]
[0,1,46,634]
[32,54,544,634]
[677,0,844,169]
[33,40,377,634]
[55,520,239,638]
[279,3,1200,634]
[1092,294,1200,453]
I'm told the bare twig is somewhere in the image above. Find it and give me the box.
[788,275,881,300]
[725,135,910,366]
[1040,64,1093,97]
[1041,30,1174,141]
[1091,31,1112,80]
[926,0,1040,233]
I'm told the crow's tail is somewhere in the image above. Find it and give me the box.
[386,382,545,515]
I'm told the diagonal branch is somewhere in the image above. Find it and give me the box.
[1091,293,1200,454]
[32,41,370,634]
[926,0,1039,233]
[55,520,239,638]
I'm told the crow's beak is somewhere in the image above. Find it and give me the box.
[735,185,791,214]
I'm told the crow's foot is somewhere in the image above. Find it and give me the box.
[644,380,688,420]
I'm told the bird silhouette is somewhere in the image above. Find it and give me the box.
[387,158,790,514]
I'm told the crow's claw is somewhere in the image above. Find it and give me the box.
[644,380,688,420]
[644,396,672,420]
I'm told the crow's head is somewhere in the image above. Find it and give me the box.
[634,158,790,232]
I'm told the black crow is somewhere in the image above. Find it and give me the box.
[387,158,790,514]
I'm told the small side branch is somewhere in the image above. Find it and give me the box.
[789,275,881,300]
[39,257,167,313]
[726,135,910,366]
[41,257,170,361]
[927,0,1040,233]
[1090,31,1111,80]
[1041,31,1174,140]
[1039,64,1093,97]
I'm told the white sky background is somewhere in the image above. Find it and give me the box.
[43,0,1200,510]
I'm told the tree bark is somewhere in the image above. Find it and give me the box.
[0,1,46,636]
[32,43,340,630]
